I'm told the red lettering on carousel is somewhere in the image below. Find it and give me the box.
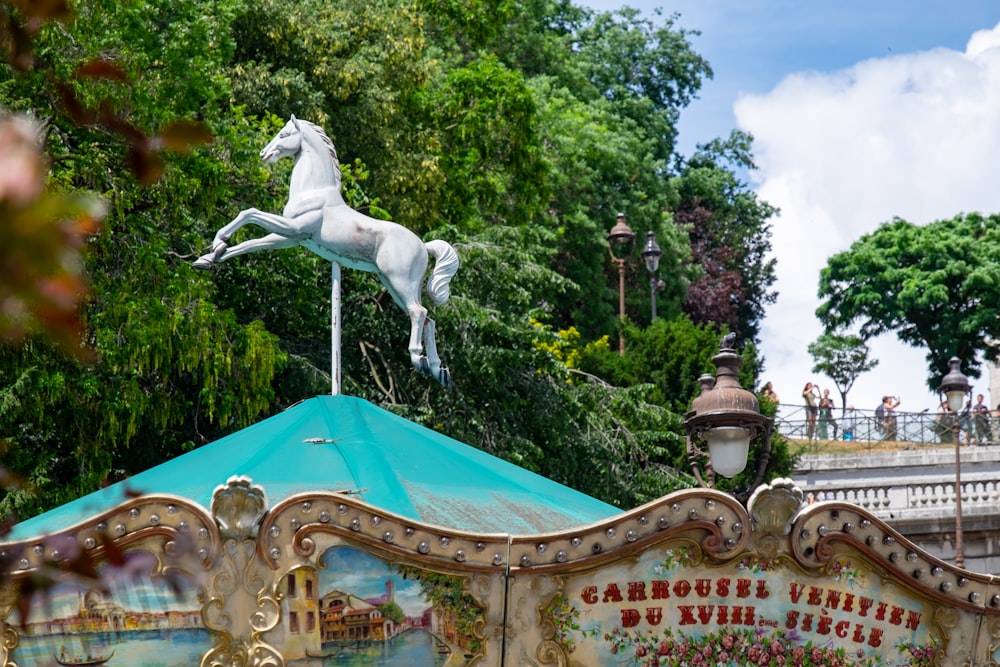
[756,580,770,599]
[603,583,623,603]
[679,606,696,625]
[906,610,922,630]
[645,608,663,626]
[858,597,873,617]
[824,589,841,609]
[890,606,904,626]
[789,583,805,604]
[621,609,640,628]
[817,614,833,635]
[697,606,713,624]
[874,602,888,621]
[673,580,692,597]
[785,608,894,647]
[695,579,712,597]
[841,592,855,612]
[678,605,759,627]
[736,579,751,598]
[716,578,730,597]
[808,586,823,606]
[581,586,598,605]
[651,580,670,600]
[628,581,646,602]
[725,606,752,626]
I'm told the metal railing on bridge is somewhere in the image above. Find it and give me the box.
[772,403,995,452]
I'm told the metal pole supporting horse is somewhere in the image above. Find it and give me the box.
[331,262,341,395]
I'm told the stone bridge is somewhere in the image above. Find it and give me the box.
[793,447,1000,574]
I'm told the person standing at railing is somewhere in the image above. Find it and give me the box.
[959,399,974,446]
[819,389,838,440]
[803,382,820,442]
[972,393,992,446]
[762,381,779,404]
[881,395,900,441]
[935,401,955,444]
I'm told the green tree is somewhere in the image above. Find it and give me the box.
[378,600,405,625]
[807,333,878,411]
[229,0,443,227]
[0,0,790,521]
[817,213,1000,388]
[0,0,288,517]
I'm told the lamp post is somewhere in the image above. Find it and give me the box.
[606,213,635,355]
[683,336,773,502]
[938,356,971,568]
[640,230,664,320]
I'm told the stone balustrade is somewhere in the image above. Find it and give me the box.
[811,475,1000,520]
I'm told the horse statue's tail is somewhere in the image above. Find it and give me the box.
[424,240,459,306]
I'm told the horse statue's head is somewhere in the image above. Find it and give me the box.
[259,115,303,164]
[259,116,341,187]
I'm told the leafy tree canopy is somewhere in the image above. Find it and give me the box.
[673,131,778,343]
[807,333,878,410]
[0,0,788,518]
[817,213,1000,388]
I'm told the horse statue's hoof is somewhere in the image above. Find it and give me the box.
[193,241,229,270]
[438,367,451,388]
[417,356,431,376]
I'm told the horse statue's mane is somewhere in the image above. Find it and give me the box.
[298,118,342,186]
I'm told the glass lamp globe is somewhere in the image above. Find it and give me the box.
[703,426,751,478]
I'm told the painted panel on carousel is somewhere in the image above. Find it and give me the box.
[543,544,935,666]
[506,480,993,667]
[283,545,483,666]
[12,567,208,667]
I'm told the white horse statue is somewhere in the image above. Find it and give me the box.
[194,116,459,386]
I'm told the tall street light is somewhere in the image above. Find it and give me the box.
[606,213,635,356]
[938,356,971,569]
[640,230,665,320]
[683,335,773,503]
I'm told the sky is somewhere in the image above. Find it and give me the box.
[581,0,1000,414]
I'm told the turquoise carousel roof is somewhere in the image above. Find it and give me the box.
[11,395,619,539]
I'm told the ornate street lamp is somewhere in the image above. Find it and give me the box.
[937,356,971,568]
[684,336,773,501]
[640,231,665,320]
[606,213,635,356]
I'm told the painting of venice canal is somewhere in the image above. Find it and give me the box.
[300,546,480,666]
[11,545,478,666]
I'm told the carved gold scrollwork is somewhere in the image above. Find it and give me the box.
[201,478,282,667]
[984,614,1000,663]
[212,477,268,541]
[0,584,18,667]
[201,539,282,667]
[535,640,567,667]
[534,575,569,666]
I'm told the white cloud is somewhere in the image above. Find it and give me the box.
[737,22,1000,415]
